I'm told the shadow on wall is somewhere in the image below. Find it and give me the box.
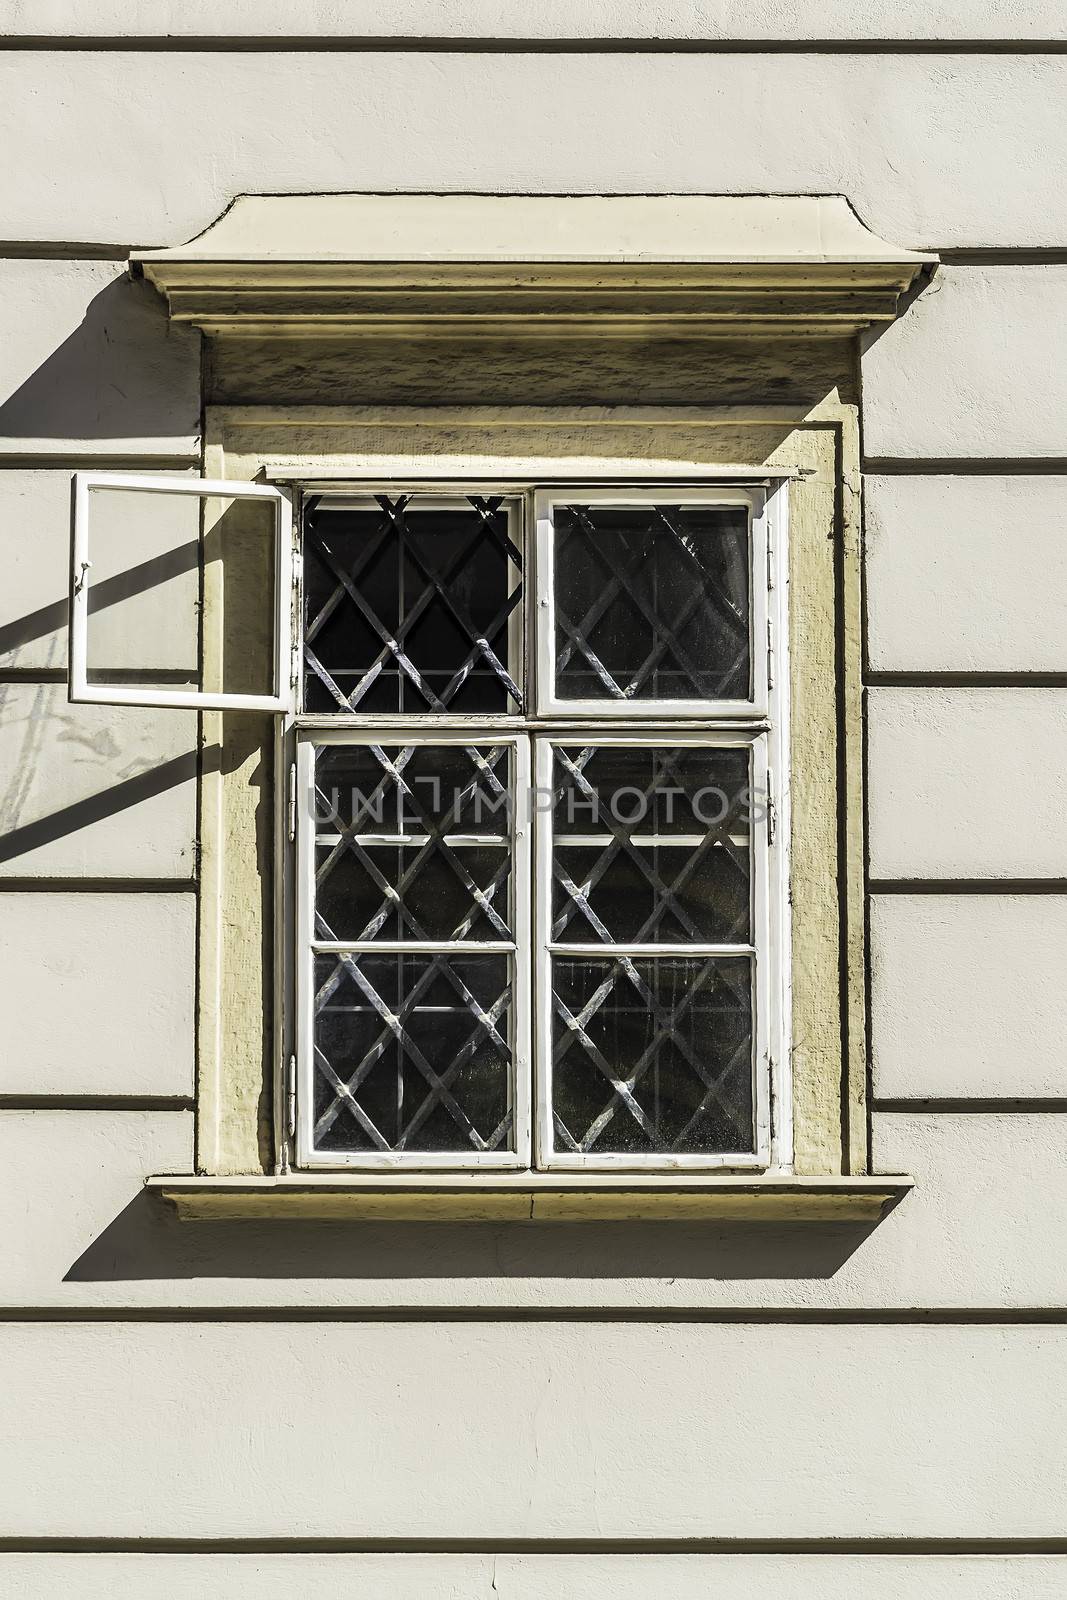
[0,540,200,663]
[65,1190,877,1284]
[0,270,199,442]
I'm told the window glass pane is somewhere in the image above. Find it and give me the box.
[303,495,522,714]
[552,502,750,702]
[312,953,513,1154]
[550,744,752,944]
[312,743,513,943]
[551,955,754,1155]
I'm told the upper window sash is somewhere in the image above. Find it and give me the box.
[69,473,294,713]
[534,486,769,721]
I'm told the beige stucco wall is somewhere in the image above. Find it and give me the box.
[1,10,1065,1596]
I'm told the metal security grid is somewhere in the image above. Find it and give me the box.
[302,494,523,716]
[296,731,532,1169]
[291,482,788,1173]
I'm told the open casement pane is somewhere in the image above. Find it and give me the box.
[296,734,531,1169]
[535,488,766,717]
[69,473,294,711]
[535,734,770,1170]
[302,493,523,716]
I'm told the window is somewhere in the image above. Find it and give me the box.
[290,483,788,1172]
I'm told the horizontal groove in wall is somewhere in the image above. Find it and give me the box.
[938,248,1067,264]
[0,669,198,686]
[0,878,197,893]
[4,243,1067,263]
[0,455,201,470]
[3,38,1067,55]
[0,241,131,260]
[863,459,1067,475]
[874,1097,1067,1114]
[869,878,1067,895]
[1,1536,1067,1555]
[866,672,1067,688]
[3,1307,1067,1325]
[0,1095,194,1112]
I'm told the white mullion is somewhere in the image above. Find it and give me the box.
[294,737,318,1169]
[533,735,556,1167]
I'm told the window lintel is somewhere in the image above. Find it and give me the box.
[132,192,935,339]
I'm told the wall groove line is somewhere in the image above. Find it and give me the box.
[3,38,1067,55]
[870,878,1067,894]
[0,1095,194,1111]
[3,1307,1067,1324]
[1,1536,1066,1554]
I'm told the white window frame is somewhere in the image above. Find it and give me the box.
[69,472,294,712]
[294,726,533,1170]
[534,485,769,720]
[67,470,790,1173]
[533,728,775,1171]
[287,478,789,1174]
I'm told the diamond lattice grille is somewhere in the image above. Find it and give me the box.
[313,952,514,1154]
[550,744,752,945]
[303,495,522,715]
[313,743,513,943]
[551,956,754,1155]
[309,740,518,1158]
[553,502,750,701]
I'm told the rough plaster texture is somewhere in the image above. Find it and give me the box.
[1,54,1066,247]
[861,267,1067,458]
[0,894,195,1096]
[865,475,1067,669]
[5,1,1067,39]
[871,894,1067,1098]
[867,687,1067,879]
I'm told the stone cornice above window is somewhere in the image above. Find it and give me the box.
[132,192,935,339]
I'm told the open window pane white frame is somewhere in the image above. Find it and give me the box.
[534,485,769,719]
[69,472,294,711]
[533,729,776,1172]
[294,726,533,1170]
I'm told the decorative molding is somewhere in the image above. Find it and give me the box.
[134,193,934,339]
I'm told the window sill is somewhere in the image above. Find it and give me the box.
[147,1172,913,1223]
